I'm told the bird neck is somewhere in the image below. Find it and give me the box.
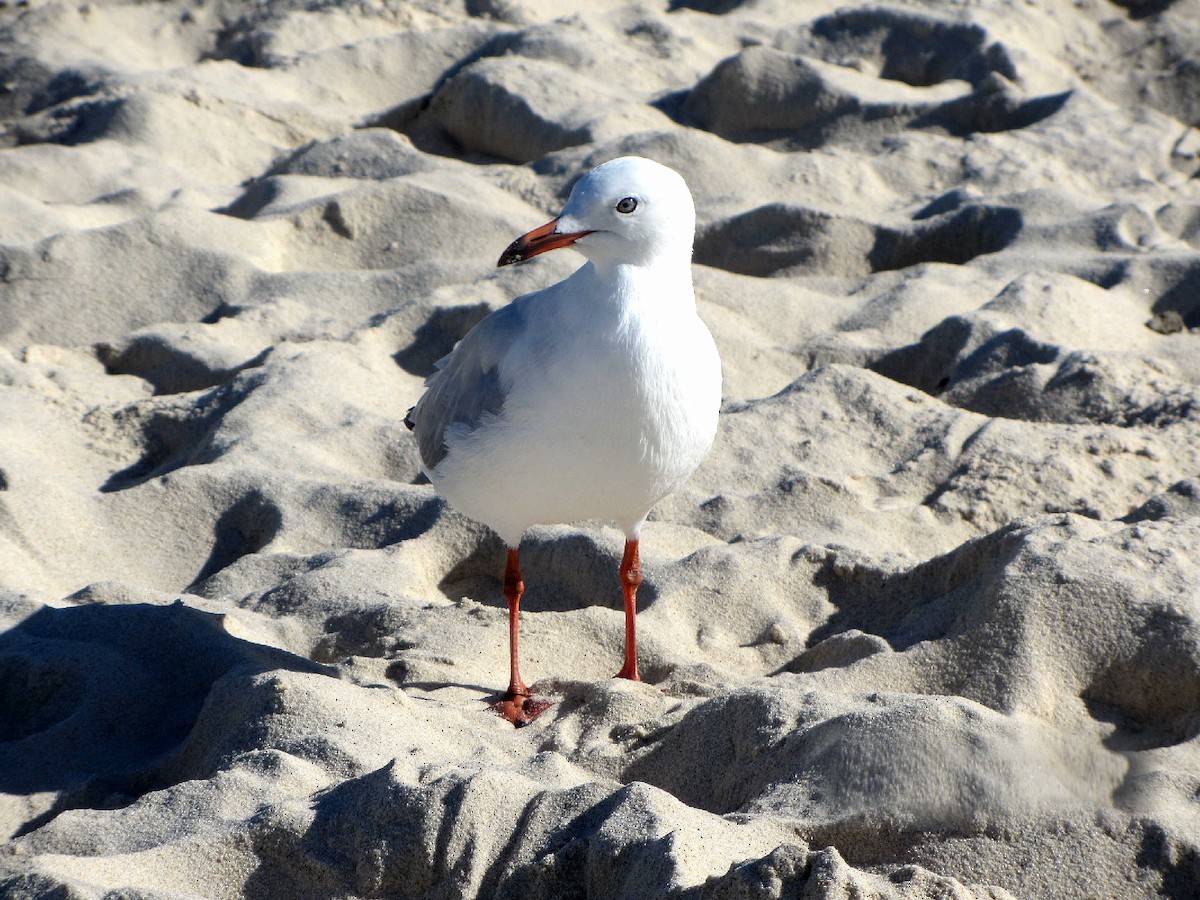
[583,256,695,311]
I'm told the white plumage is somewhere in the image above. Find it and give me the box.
[406,156,721,724]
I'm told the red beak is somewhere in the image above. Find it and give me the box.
[497,218,593,267]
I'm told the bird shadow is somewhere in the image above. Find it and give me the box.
[437,529,660,614]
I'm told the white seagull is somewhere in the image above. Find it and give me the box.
[405,157,721,725]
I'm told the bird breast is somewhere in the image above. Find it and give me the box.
[427,263,721,540]
[500,295,719,518]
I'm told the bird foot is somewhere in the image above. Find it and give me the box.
[613,663,641,682]
[491,692,554,727]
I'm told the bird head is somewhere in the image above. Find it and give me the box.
[498,157,696,269]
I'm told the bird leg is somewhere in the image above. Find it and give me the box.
[503,547,528,696]
[614,539,642,681]
[491,546,552,726]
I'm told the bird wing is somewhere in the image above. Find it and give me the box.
[406,302,526,471]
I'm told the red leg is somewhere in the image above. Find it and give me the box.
[614,539,642,681]
[503,547,528,698]
[491,546,552,726]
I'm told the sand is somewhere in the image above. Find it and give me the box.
[1,0,1199,896]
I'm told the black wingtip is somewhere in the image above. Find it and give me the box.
[403,407,416,431]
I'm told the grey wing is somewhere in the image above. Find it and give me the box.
[406,303,525,471]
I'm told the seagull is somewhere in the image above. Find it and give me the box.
[405,156,721,725]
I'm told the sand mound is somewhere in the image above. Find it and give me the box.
[2,0,1200,897]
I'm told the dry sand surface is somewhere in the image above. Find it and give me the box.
[2,0,1200,896]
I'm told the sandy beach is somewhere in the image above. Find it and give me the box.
[2,0,1200,896]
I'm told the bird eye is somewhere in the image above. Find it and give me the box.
[616,197,638,214]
